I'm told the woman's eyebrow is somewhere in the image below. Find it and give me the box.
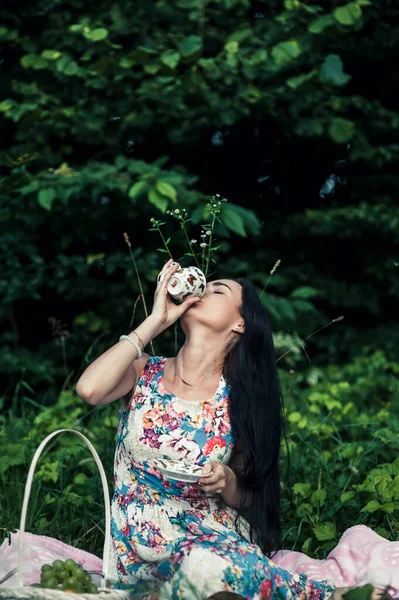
[212,281,232,291]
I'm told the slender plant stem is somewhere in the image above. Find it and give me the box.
[182,224,201,269]
[129,294,143,330]
[205,214,216,276]
[276,317,344,363]
[201,242,206,272]
[124,237,156,355]
[60,336,68,377]
[260,274,272,299]
[156,226,173,258]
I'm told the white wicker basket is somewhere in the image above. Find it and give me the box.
[0,429,133,600]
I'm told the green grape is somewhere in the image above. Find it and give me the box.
[44,577,59,589]
[41,569,55,582]
[64,558,78,571]
[57,569,70,581]
[62,577,77,590]
[74,568,86,580]
[52,559,64,571]
[81,574,92,586]
[73,582,84,594]
[41,564,52,573]
[89,583,99,594]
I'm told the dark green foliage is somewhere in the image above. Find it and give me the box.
[0,5,398,599]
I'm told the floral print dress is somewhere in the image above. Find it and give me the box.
[107,355,335,600]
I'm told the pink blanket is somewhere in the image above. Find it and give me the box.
[1,525,398,597]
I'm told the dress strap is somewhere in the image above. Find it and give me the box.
[136,355,166,388]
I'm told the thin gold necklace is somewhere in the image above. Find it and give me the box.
[173,358,223,387]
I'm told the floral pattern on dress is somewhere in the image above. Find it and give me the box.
[107,355,335,599]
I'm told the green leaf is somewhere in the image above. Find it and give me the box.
[290,286,319,299]
[284,0,301,9]
[227,204,262,236]
[41,49,61,60]
[160,50,181,69]
[333,3,362,26]
[86,253,105,265]
[297,503,313,516]
[286,71,317,89]
[156,181,177,203]
[328,117,356,143]
[320,54,351,86]
[312,522,336,541]
[380,502,395,514]
[295,118,324,137]
[341,491,356,503]
[293,482,311,498]
[271,40,302,66]
[20,53,48,69]
[84,28,109,41]
[64,60,79,76]
[226,29,252,44]
[292,299,315,313]
[225,41,239,54]
[38,188,56,211]
[128,180,148,201]
[342,584,375,600]
[311,488,327,507]
[360,500,381,513]
[0,99,14,112]
[69,23,84,32]
[308,14,335,34]
[177,35,202,57]
[148,188,168,213]
[221,204,247,237]
[74,473,88,485]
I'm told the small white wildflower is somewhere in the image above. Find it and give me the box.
[190,239,197,244]
[174,209,180,214]
[200,242,207,248]
[206,230,211,235]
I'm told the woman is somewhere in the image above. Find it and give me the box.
[76,259,385,600]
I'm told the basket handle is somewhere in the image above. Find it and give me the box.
[17,428,111,591]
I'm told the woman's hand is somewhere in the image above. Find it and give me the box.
[150,258,201,334]
[198,461,233,494]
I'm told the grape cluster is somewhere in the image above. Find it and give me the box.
[34,559,99,594]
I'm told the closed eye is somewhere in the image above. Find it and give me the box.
[213,291,223,295]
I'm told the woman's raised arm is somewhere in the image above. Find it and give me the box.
[76,259,201,406]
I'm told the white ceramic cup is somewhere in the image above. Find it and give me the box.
[166,265,206,302]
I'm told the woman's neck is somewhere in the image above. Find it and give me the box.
[173,338,225,385]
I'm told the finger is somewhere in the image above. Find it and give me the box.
[157,260,175,280]
[200,461,216,477]
[199,469,224,487]
[201,483,225,494]
[157,262,179,285]
[157,259,173,278]
[159,262,180,288]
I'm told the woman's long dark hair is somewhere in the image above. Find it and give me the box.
[223,279,290,558]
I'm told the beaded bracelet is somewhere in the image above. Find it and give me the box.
[119,334,142,359]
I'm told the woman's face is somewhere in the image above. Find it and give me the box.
[181,279,244,336]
